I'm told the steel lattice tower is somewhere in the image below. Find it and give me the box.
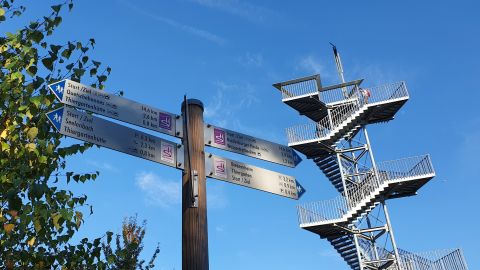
[273,48,469,270]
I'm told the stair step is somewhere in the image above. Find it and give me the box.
[322,165,339,174]
[316,161,335,168]
[325,169,340,178]
[315,156,336,165]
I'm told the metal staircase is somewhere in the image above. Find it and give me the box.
[273,70,469,270]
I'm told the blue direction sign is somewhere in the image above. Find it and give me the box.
[204,124,302,168]
[46,106,184,169]
[48,79,182,138]
[205,153,305,200]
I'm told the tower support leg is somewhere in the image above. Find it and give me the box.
[383,201,401,269]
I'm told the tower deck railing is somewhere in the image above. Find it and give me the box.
[276,75,321,100]
[286,81,409,145]
[297,155,434,225]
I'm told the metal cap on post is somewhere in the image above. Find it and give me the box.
[181,97,209,270]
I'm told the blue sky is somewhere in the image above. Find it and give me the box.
[5,0,480,269]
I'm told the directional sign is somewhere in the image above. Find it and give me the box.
[46,106,184,169]
[204,124,302,167]
[48,79,182,138]
[205,153,305,200]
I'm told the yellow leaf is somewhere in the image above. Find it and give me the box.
[0,8,5,16]
[75,211,83,228]
[26,110,33,119]
[27,127,38,141]
[46,144,54,154]
[27,237,36,247]
[0,129,7,139]
[52,213,61,230]
[4,223,14,234]
[26,143,36,152]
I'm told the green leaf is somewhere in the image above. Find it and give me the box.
[73,68,85,77]
[34,217,42,232]
[53,16,62,27]
[1,141,9,151]
[11,71,23,81]
[107,254,115,264]
[26,65,37,76]
[98,75,107,83]
[41,57,54,71]
[38,156,47,164]
[29,22,39,29]
[27,127,38,141]
[51,5,61,13]
[50,44,62,54]
[30,31,44,44]
[29,96,42,108]
[61,48,72,59]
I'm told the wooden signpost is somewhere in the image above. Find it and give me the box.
[46,81,305,270]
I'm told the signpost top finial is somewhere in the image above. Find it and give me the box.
[182,98,204,112]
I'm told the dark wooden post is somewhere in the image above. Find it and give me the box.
[181,99,209,270]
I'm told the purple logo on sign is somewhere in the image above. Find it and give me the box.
[159,113,172,130]
[214,128,226,145]
[214,158,227,178]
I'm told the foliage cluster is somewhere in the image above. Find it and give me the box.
[0,1,158,269]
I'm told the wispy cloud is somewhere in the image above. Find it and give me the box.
[119,0,227,45]
[296,55,331,80]
[203,80,284,142]
[190,0,277,23]
[204,81,260,128]
[238,52,263,67]
[86,160,120,173]
[135,172,181,208]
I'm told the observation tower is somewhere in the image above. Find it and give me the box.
[273,47,469,270]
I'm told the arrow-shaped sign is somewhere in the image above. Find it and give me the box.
[46,106,184,169]
[48,79,182,138]
[204,124,302,168]
[205,153,305,200]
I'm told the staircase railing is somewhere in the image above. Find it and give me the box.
[286,81,409,145]
[297,155,434,225]
[398,248,469,270]
[286,91,364,144]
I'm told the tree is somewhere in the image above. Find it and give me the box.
[103,215,160,270]
[0,1,113,268]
